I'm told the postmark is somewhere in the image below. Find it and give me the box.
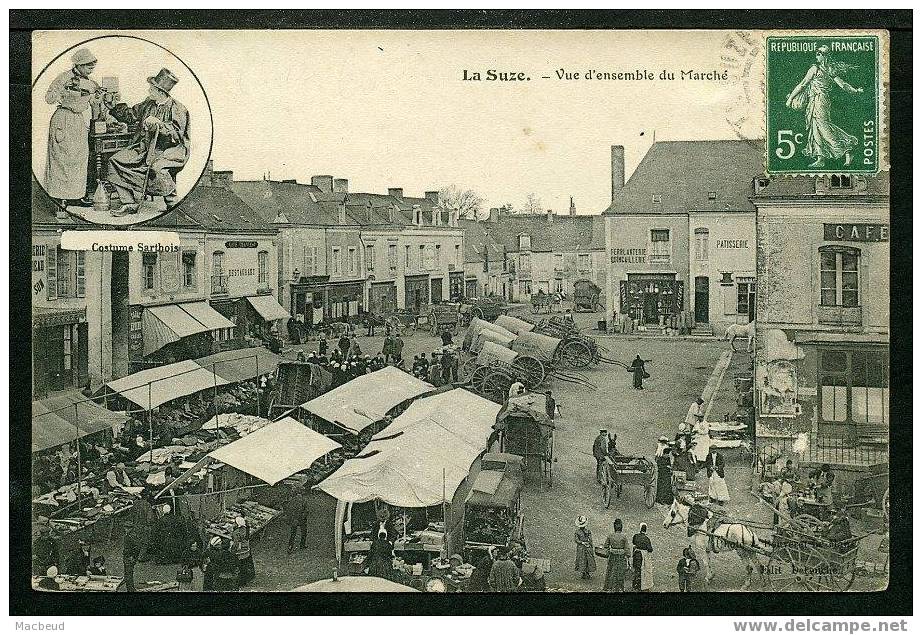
[765,35,880,175]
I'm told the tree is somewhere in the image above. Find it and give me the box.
[518,193,543,215]
[437,185,485,221]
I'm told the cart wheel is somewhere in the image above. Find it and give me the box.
[559,340,593,369]
[482,370,512,404]
[767,543,812,591]
[459,358,479,383]
[473,307,485,320]
[470,366,491,392]
[644,482,656,509]
[511,355,545,390]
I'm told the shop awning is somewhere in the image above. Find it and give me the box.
[142,302,234,356]
[102,360,232,411]
[180,301,236,331]
[316,389,500,507]
[32,390,129,453]
[247,295,291,322]
[207,417,341,486]
[194,347,281,383]
[300,367,433,434]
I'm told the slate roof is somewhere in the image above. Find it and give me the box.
[231,180,355,226]
[459,219,507,263]
[157,185,275,233]
[603,140,764,215]
[478,214,606,253]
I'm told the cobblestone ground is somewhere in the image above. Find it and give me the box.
[90,307,888,592]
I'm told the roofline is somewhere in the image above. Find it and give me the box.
[749,195,890,206]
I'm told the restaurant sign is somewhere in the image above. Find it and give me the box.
[823,223,889,242]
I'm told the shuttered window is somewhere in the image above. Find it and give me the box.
[75,251,86,298]
[46,245,57,301]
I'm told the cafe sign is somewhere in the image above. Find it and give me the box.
[823,223,889,242]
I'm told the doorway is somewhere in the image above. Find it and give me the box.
[430,278,443,303]
[695,276,710,323]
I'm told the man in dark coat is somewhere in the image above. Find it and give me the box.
[593,429,610,484]
[627,355,651,389]
[284,486,309,552]
[64,539,92,576]
[107,68,190,212]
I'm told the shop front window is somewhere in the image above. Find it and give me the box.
[820,246,860,307]
[819,349,888,426]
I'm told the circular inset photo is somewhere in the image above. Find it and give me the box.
[32,34,213,226]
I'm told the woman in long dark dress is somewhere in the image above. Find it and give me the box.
[631,524,654,591]
[573,516,597,579]
[231,516,255,586]
[602,519,628,592]
[654,437,674,505]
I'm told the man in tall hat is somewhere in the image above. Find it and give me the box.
[44,47,101,205]
[107,67,190,214]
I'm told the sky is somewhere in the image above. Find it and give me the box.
[34,29,765,215]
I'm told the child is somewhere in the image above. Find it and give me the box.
[88,555,107,576]
[676,546,699,592]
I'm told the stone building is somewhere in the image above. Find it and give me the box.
[753,172,889,486]
[603,141,761,332]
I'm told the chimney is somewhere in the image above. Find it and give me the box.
[611,145,625,201]
[334,178,348,194]
[569,196,576,216]
[425,191,440,204]
[546,209,554,223]
[488,207,500,223]
[366,201,373,224]
[388,188,404,199]
[311,175,334,194]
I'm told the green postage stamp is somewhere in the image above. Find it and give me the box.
[765,35,881,175]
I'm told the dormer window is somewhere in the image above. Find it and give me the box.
[707,191,717,201]
[830,175,853,189]
[652,194,662,204]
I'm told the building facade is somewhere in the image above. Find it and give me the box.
[459,219,509,300]
[753,173,889,485]
[603,141,762,331]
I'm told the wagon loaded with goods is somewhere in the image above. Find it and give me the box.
[267,360,333,419]
[461,453,526,557]
[460,318,595,401]
[459,297,508,325]
[524,315,633,372]
[572,279,604,313]
[427,303,462,336]
[495,393,555,486]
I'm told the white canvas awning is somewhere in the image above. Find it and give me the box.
[103,360,232,410]
[300,366,432,434]
[247,295,291,322]
[208,417,341,485]
[142,302,234,356]
[316,389,500,507]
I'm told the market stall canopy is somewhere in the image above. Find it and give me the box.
[493,315,536,335]
[142,301,235,356]
[207,417,341,486]
[246,294,291,322]
[101,360,232,411]
[195,347,281,383]
[300,366,433,434]
[317,389,500,507]
[32,390,129,453]
[292,576,418,592]
[511,331,562,361]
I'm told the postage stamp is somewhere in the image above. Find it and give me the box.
[765,35,881,175]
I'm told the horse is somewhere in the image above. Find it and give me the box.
[663,497,766,589]
[724,321,755,352]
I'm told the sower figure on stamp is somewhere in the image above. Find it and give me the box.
[785,44,863,169]
[107,68,190,215]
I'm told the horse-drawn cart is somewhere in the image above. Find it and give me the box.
[428,303,462,336]
[573,279,604,313]
[601,455,656,509]
[530,291,560,314]
[385,309,420,336]
[459,297,507,325]
[495,393,555,486]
